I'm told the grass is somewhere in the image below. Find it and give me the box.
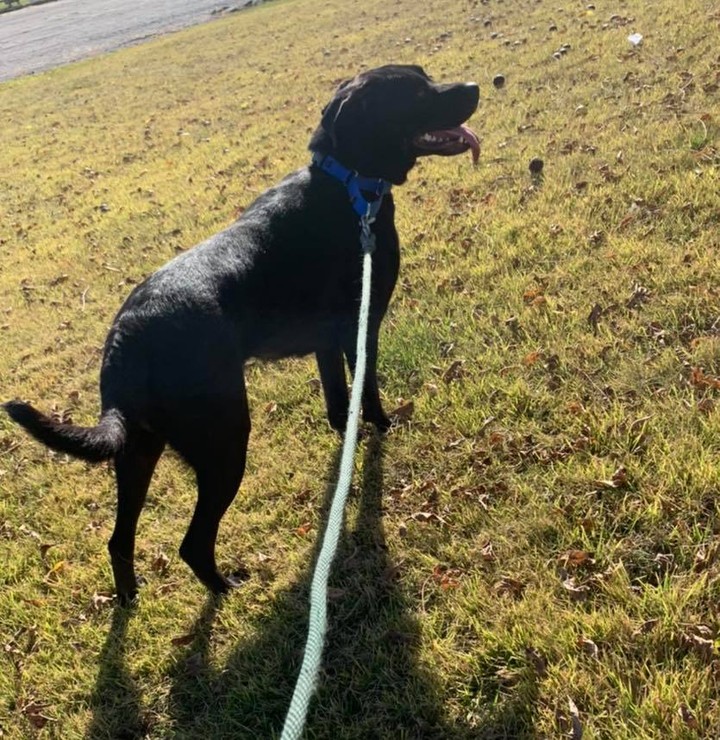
[1,0,720,736]
[0,0,56,14]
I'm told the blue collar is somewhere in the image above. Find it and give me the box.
[311,152,392,220]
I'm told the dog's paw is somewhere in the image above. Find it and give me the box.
[327,411,348,434]
[115,589,139,607]
[363,410,392,433]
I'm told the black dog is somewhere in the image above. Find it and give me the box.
[5,65,479,602]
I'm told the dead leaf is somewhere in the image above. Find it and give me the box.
[410,511,447,526]
[559,549,595,569]
[626,283,650,309]
[698,398,716,415]
[90,592,114,611]
[432,564,462,590]
[578,637,599,658]
[44,560,67,583]
[494,575,526,599]
[568,697,583,739]
[171,633,196,647]
[679,704,699,730]
[522,287,544,304]
[20,699,55,730]
[525,646,548,677]
[151,552,170,575]
[632,618,660,636]
[442,360,466,384]
[561,577,591,600]
[479,541,496,562]
[690,367,720,391]
[390,400,415,423]
[295,522,312,537]
[595,466,628,490]
[682,631,714,662]
[522,351,542,366]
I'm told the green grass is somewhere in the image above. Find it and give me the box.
[1,0,720,737]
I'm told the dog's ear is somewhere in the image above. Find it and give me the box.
[321,78,365,147]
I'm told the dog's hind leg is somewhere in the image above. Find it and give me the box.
[174,396,250,595]
[316,347,349,432]
[109,428,165,603]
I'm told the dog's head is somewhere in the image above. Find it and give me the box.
[309,64,480,185]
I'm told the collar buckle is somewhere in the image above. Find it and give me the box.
[311,152,392,222]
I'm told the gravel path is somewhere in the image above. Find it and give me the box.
[0,0,251,82]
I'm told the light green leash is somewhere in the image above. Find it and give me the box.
[280,214,376,740]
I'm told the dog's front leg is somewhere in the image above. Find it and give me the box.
[343,323,391,432]
[316,347,349,432]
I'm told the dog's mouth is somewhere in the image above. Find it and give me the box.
[413,124,480,163]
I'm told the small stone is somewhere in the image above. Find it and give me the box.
[493,73,506,89]
[529,158,544,174]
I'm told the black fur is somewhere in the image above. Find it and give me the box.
[5,65,479,601]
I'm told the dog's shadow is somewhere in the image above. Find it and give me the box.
[163,434,461,738]
[90,436,526,738]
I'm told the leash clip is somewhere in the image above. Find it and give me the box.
[360,210,376,255]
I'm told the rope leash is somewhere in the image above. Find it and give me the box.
[280,216,375,740]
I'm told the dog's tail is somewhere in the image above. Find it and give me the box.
[3,401,126,462]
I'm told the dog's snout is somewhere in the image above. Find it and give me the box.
[464,82,480,108]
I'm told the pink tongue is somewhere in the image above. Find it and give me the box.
[457,123,481,163]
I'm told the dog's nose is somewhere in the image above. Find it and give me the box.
[464,82,480,106]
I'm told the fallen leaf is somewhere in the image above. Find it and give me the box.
[595,466,628,489]
[151,552,170,575]
[494,575,526,599]
[44,560,67,583]
[559,549,595,569]
[578,637,599,658]
[171,633,196,647]
[442,360,466,384]
[679,704,699,730]
[697,398,715,415]
[568,697,583,739]
[632,618,660,636]
[432,564,462,590]
[561,577,591,600]
[410,511,447,526]
[390,400,415,423]
[296,522,312,537]
[20,699,55,730]
[690,367,720,391]
[479,541,496,562]
[588,303,602,334]
[91,592,114,611]
[522,287,543,304]
[526,646,548,677]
